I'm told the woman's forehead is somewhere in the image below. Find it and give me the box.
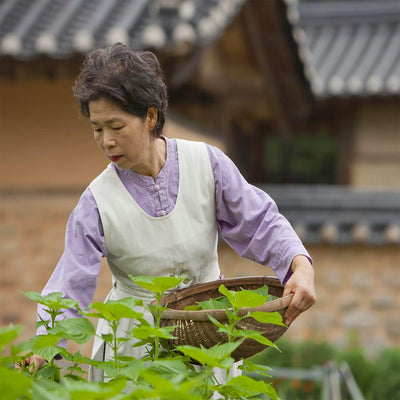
[88,98,129,121]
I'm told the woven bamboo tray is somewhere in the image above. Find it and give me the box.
[157,276,292,361]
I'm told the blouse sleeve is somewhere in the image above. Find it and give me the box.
[36,187,107,336]
[206,144,311,284]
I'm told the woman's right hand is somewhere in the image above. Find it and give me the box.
[17,354,46,373]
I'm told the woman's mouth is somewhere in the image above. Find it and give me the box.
[109,155,123,162]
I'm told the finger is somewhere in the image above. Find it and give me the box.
[284,303,302,326]
[282,284,294,298]
[34,362,41,374]
[15,358,30,371]
[31,358,44,373]
[284,290,306,326]
[285,287,316,325]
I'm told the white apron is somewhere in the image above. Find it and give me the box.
[88,139,222,382]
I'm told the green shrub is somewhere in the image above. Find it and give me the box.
[252,339,400,400]
[368,348,400,400]
[336,348,374,396]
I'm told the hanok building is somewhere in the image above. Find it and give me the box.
[0,0,399,353]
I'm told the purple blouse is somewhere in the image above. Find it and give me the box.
[37,137,310,335]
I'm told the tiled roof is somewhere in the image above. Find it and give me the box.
[290,0,400,97]
[0,0,245,59]
[260,185,400,246]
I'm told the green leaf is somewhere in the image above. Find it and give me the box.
[65,365,86,378]
[0,366,32,400]
[62,378,127,399]
[253,285,270,297]
[23,291,47,304]
[36,319,49,330]
[217,285,278,309]
[24,291,78,311]
[175,345,216,366]
[248,311,286,326]
[236,330,278,349]
[207,314,229,331]
[118,359,145,381]
[9,343,28,360]
[194,296,232,310]
[82,360,122,380]
[46,293,78,310]
[84,298,143,321]
[224,375,278,399]
[209,341,242,360]
[15,339,34,354]
[31,334,60,348]
[176,342,239,368]
[182,305,202,310]
[33,377,68,399]
[29,335,64,361]
[48,317,95,344]
[132,325,177,340]
[101,334,114,343]
[32,382,65,400]
[57,350,88,364]
[219,284,266,308]
[0,324,24,353]
[36,364,61,382]
[218,285,235,305]
[231,290,267,309]
[147,360,189,384]
[130,275,184,293]
[240,359,273,376]
[139,370,202,400]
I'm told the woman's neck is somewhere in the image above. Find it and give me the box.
[130,136,167,179]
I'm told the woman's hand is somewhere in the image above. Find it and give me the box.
[283,255,316,326]
[17,354,46,373]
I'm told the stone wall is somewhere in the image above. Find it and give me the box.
[1,192,399,358]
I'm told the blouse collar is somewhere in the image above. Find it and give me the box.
[113,136,175,187]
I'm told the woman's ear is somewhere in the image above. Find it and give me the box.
[146,107,158,131]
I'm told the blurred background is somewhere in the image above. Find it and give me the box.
[1,0,399,398]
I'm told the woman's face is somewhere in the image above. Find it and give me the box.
[89,97,153,172]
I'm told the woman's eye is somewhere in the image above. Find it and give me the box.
[112,126,123,131]
[94,128,102,133]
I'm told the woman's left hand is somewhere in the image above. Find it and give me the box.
[283,255,316,326]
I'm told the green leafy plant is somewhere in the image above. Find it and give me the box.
[208,284,285,347]
[184,285,278,311]
[130,275,184,361]
[81,296,144,371]
[3,276,287,399]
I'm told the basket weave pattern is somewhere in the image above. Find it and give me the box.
[158,276,291,361]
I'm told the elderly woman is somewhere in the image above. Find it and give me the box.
[24,43,315,379]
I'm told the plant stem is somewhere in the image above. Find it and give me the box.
[205,368,212,398]
[48,308,58,368]
[153,292,163,360]
[111,321,119,368]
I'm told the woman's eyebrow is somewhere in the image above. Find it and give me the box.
[89,118,124,125]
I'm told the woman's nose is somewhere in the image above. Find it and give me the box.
[103,130,116,148]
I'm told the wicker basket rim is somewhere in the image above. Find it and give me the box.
[158,275,291,322]
[160,275,283,304]
[160,294,292,322]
